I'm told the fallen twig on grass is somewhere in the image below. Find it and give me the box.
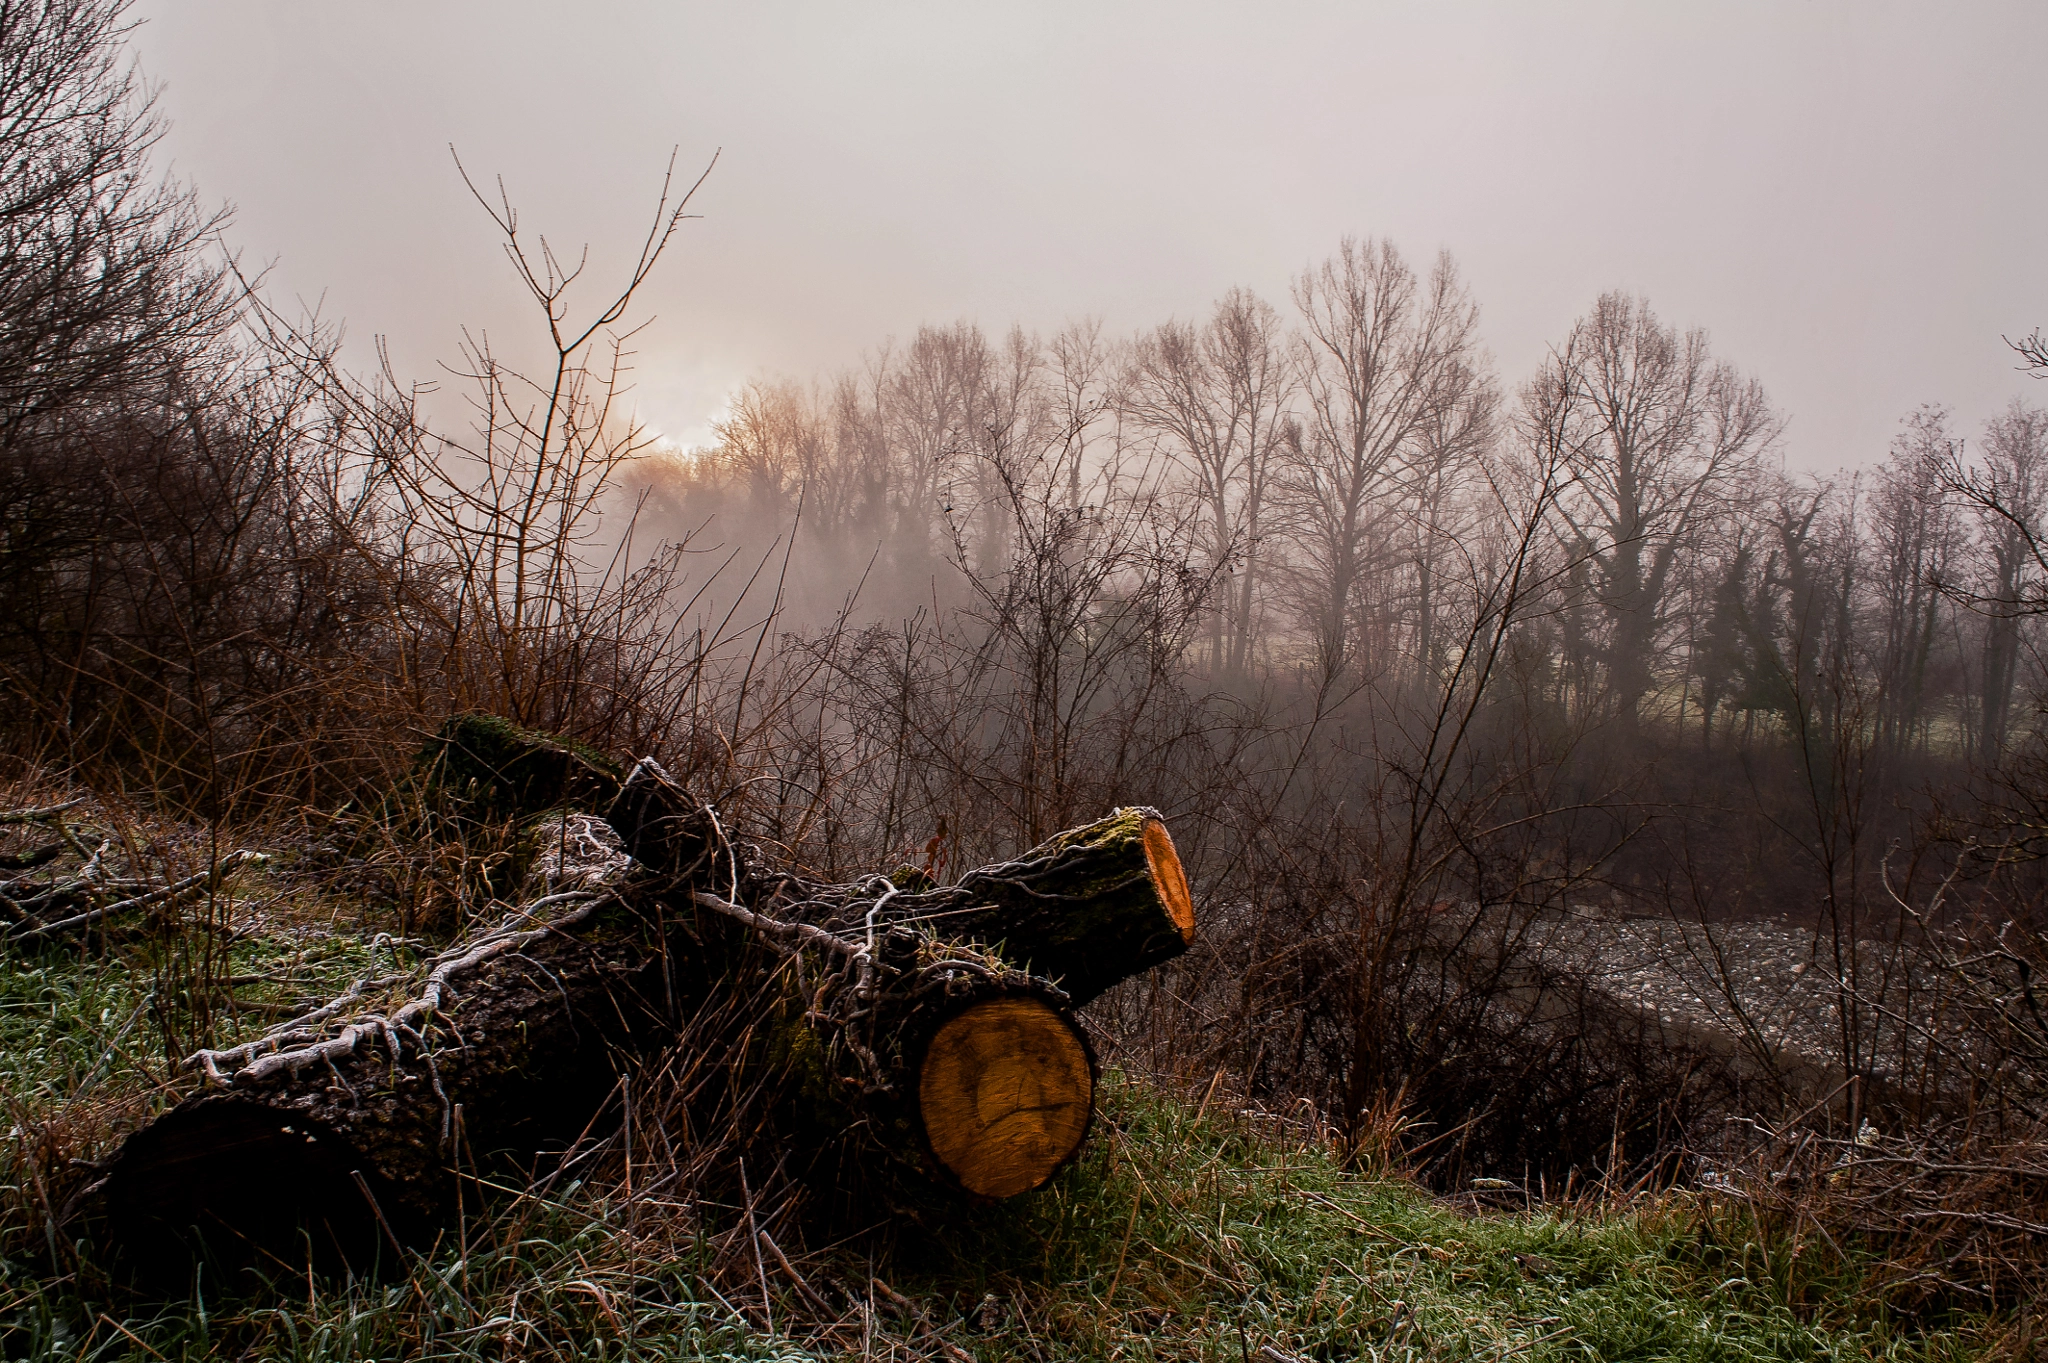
[8,852,262,942]
[1,794,263,944]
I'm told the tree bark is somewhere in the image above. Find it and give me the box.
[97,749,1196,1279]
[613,758,1194,1006]
[100,831,672,1280]
[614,761,1144,1194]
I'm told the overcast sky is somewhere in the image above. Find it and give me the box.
[129,2,2046,470]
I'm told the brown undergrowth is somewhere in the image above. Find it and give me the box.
[1705,1108,2048,1328]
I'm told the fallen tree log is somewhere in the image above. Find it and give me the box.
[97,742,1196,1281]
[610,758,1200,1193]
[100,815,668,1280]
[608,763,1121,1199]
[610,758,1195,1006]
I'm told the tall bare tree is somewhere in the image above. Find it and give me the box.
[1122,288,1293,678]
[0,0,240,759]
[1864,408,1960,756]
[1401,354,1496,697]
[1045,318,1113,510]
[1964,401,2048,762]
[0,0,231,446]
[709,378,828,519]
[883,321,996,560]
[827,356,896,545]
[1283,239,1480,687]
[1529,292,1776,724]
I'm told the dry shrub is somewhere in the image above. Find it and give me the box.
[1713,1112,2048,1325]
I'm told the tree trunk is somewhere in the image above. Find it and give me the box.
[97,751,1195,1280]
[100,834,673,1281]
[614,759,1194,1006]
[611,760,1192,1191]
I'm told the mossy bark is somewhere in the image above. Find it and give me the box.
[380,713,623,835]
[857,808,1194,1005]
[609,763,1194,1005]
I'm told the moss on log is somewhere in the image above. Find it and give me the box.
[877,807,1194,1005]
[399,713,623,827]
[609,762,1195,1006]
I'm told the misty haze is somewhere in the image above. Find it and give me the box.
[4,3,2047,1359]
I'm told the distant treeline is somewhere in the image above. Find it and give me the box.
[654,264,2046,773]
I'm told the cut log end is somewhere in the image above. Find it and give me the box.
[1139,817,1195,943]
[916,996,1095,1199]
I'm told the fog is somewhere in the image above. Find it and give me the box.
[129,1,2046,467]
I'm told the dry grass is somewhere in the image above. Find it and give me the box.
[1707,1111,2048,1328]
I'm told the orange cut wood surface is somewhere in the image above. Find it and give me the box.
[1141,817,1195,942]
[918,996,1094,1198]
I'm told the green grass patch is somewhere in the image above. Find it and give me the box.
[883,1076,1977,1362]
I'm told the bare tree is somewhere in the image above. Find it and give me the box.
[1722,475,1863,769]
[266,148,726,742]
[1971,403,2048,762]
[1690,529,1762,749]
[1401,354,1496,698]
[881,321,995,562]
[0,0,252,776]
[1529,292,1777,724]
[1045,317,1114,509]
[825,355,896,546]
[1922,399,2048,759]
[0,0,231,445]
[1283,239,1480,687]
[954,326,1054,577]
[1122,288,1293,679]
[708,378,829,521]
[1861,408,1961,756]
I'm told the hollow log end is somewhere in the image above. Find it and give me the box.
[1138,816,1195,944]
[916,995,1095,1199]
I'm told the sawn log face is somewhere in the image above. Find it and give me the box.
[917,994,1096,1199]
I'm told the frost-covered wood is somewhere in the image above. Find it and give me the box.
[97,733,1197,1277]
[0,797,260,944]
[101,814,663,1273]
